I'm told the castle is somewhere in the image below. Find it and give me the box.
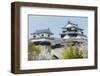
[29,21,87,60]
[31,21,87,45]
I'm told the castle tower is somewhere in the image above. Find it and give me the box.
[60,21,87,43]
[31,28,54,45]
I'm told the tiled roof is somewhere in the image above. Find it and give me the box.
[63,21,83,30]
[31,28,53,35]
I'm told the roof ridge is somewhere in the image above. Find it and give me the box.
[32,28,53,35]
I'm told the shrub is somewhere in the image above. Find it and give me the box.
[28,40,41,53]
[62,45,83,59]
[31,44,41,53]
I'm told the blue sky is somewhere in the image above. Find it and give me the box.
[28,15,88,39]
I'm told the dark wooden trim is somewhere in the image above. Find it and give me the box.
[94,7,98,69]
[12,1,97,10]
[11,2,21,73]
[11,2,98,74]
[11,2,16,73]
[13,66,97,74]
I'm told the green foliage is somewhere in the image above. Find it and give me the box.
[62,45,83,59]
[28,40,41,53]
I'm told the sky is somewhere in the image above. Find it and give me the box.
[28,15,88,39]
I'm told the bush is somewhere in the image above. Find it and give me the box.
[62,45,83,59]
[28,41,41,53]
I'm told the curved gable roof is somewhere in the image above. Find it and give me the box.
[31,28,53,35]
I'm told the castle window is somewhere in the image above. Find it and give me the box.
[63,31,66,33]
[41,34,44,36]
[33,35,36,38]
[48,35,50,37]
[75,30,77,32]
[69,34,77,37]
[67,28,71,31]
[81,32,83,34]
